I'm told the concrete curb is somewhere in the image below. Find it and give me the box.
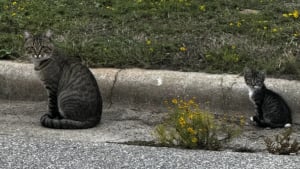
[0,61,299,124]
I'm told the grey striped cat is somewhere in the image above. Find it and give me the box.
[24,30,102,129]
[244,67,292,128]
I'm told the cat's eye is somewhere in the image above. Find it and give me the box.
[26,47,34,54]
[42,47,52,53]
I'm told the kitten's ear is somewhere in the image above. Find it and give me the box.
[24,31,32,40]
[45,30,53,39]
[243,67,252,75]
[259,70,266,77]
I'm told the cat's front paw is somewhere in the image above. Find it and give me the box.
[250,116,260,122]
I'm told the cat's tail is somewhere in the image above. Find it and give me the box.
[40,114,100,129]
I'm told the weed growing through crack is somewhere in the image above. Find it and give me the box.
[154,98,244,150]
[264,128,300,155]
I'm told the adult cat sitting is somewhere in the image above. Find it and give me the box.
[24,30,102,129]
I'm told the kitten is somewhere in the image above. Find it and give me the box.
[24,30,102,129]
[244,67,292,128]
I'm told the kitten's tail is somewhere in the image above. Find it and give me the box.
[40,114,100,129]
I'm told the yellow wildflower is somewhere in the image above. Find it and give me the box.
[272,28,278,33]
[191,137,198,143]
[179,47,187,52]
[178,104,187,109]
[179,117,186,127]
[188,113,194,120]
[282,13,289,17]
[199,5,206,12]
[106,6,115,10]
[236,21,242,28]
[293,10,299,18]
[188,99,195,105]
[12,1,17,5]
[229,22,234,26]
[187,127,197,135]
[11,13,16,16]
[172,98,178,104]
[146,40,151,45]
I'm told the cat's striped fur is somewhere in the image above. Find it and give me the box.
[24,30,102,129]
[244,67,292,128]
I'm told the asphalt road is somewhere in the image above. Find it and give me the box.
[1,134,300,169]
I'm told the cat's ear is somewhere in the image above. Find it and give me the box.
[259,70,266,77]
[259,70,266,81]
[45,30,53,39]
[24,31,32,40]
[243,67,252,75]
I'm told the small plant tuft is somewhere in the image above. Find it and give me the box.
[154,98,244,150]
[264,128,300,155]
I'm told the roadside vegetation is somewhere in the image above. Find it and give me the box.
[1,0,300,78]
[264,128,300,155]
[154,98,245,150]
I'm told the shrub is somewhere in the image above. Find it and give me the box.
[264,128,300,155]
[154,98,244,150]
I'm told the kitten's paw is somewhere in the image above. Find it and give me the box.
[284,123,292,128]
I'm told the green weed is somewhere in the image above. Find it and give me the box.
[264,128,300,155]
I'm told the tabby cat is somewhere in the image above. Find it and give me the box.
[24,30,102,129]
[244,67,292,128]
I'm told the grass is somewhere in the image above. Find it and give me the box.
[1,0,300,77]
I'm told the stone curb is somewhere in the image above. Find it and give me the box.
[0,61,299,124]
